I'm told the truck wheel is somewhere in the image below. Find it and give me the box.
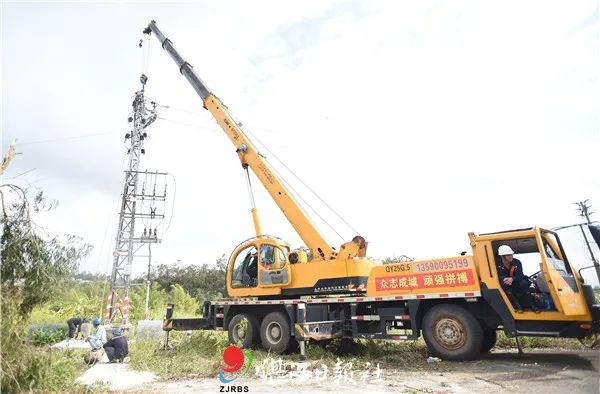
[228,313,259,349]
[422,304,483,361]
[480,329,497,353]
[285,337,299,354]
[260,311,291,353]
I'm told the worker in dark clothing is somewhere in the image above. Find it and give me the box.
[497,245,535,310]
[67,317,82,339]
[103,327,129,363]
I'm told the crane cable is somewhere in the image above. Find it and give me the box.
[242,124,360,236]
[140,32,151,77]
[151,102,358,239]
[268,160,345,242]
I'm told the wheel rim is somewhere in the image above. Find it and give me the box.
[235,324,246,340]
[434,317,466,350]
[266,321,282,344]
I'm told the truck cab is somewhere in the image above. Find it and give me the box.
[471,227,599,338]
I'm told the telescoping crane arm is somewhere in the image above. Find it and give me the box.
[143,20,337,260]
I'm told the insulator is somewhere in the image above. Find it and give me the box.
[125,133,131,139]
[141,149,145,154]
[128,117,133,123]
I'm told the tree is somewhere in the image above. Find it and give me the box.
[139,254,228,306]
[0,185,92,316]
[1,185,92,391]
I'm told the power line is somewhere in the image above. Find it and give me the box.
[156,116,216,132]
[5,168,37,180]
[7,132,119,146]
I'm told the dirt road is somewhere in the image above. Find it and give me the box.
[130,350,599,393]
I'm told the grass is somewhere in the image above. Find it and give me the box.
[130,331,427,379]
[130,331,228,379]
[495,331,580,349]
[130,325,588,381]
[1,346,91,393]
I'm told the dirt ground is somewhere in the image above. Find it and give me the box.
[125,349,599,394]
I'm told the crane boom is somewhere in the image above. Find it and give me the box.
[144,20,336,260]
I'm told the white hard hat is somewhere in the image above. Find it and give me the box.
[498,245,515,256]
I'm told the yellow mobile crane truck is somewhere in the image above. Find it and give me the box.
[144,21,600,360]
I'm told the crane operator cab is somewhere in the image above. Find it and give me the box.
[227,237,292,297]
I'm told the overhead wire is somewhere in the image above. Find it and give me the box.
[5,168,37,180]
[165,173,177,233]
[156,104,203,117]
[156,116,217,132]
[9,131,119,146]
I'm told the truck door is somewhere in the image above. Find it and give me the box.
[258,243,291,288]
[537,230,587,316]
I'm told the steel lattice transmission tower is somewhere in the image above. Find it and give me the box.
[104,75,166,326]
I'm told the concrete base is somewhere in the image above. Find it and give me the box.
[51,339,91,349]
[76,362,156,391]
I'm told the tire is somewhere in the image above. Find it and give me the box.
[260,311,292,354]
[285,337,299,354]
[480,329,497,353]
[422,304,483,361]
[337,338,359,355]
[228,313,259,349]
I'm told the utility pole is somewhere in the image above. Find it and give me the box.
[144,243,152,320]
[575,200,594,225]
[574,200,600,285]
[0,139,17,176]
[104,74,167,327]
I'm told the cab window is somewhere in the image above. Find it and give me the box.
[260,244,287,270]
[231,245,258,288]
[542,233,572,274]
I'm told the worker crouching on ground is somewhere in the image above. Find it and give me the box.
[87,317,107,350]
[103,327,129,363]
[497,245,535,311]
[67,316,82,339]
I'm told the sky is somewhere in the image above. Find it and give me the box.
[1,1,599,284]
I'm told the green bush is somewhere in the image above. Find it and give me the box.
[1,347,88,393]
[31,327,68,346]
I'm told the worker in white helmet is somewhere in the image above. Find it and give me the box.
[497,245,534,310]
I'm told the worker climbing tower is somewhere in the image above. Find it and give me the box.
[104,74,167,326]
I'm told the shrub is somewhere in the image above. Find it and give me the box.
[30,326,68,346]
